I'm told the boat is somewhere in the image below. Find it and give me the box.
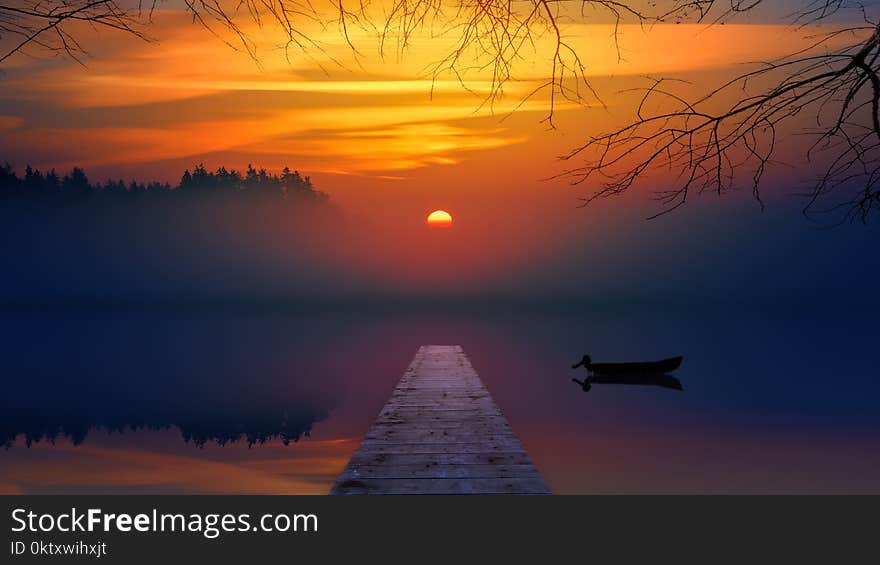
[574,355,683,376]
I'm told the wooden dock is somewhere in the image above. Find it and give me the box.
[330,345,550,494]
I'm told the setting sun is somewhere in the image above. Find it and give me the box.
[427,209,453,227]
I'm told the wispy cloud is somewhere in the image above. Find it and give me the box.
[0,12,853,178]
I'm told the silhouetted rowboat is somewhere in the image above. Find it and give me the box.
[574,355,683,376]
[591,356,682,375]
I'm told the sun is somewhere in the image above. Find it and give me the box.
[426,209,453,228]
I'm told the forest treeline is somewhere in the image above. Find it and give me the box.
[0,163,328,204]
[0,160,343,304]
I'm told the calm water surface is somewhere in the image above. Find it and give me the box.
[1,309,878,493]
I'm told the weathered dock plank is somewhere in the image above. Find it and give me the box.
[330,345,550,494]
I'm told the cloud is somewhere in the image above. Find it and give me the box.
[2,10,853,177]
[0,115,23,130]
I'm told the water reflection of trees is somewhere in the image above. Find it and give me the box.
[1,407,331,449]
[0,315,346,450]
[1,375,337,449]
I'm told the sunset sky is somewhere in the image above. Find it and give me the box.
[2,3,879,302]
[1,12,850,180]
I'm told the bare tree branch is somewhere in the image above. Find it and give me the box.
[558,3,880,222]
[0,1,155,64]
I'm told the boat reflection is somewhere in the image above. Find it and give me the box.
[572,374,683,392]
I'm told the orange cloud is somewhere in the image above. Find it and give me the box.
[0,115,24,130]
[0,12,860,179]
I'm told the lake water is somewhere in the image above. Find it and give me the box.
[1,307,878,494]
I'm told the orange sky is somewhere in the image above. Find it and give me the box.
[0,14,862,294]
[1,14,848,184]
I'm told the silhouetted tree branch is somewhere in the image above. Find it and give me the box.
[0,1,328,64]
[556,2,880,222]
[367,1,659,124]
[0,1,155,64]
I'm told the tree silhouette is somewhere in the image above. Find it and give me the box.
[0,162,326,204]
[3,1,878,220]
[0,1,327,64]
[0,1,150,64]
[559,2,880,221]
